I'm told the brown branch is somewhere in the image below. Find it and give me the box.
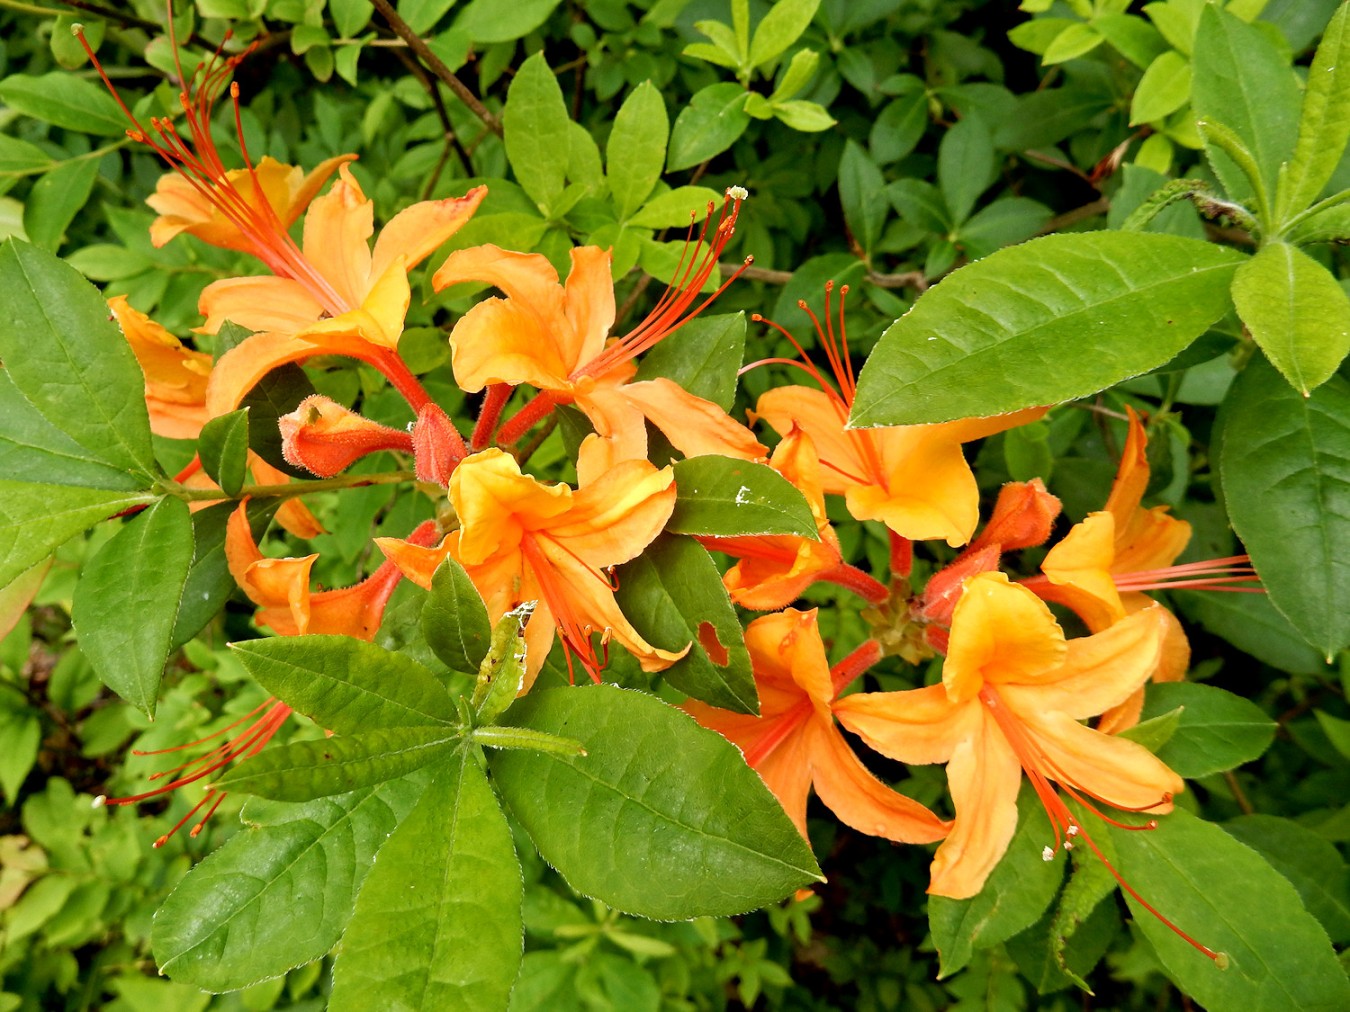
[368,0,502,136]
[389,46,471,196]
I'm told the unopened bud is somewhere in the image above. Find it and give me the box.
[279,394,413,477]
[412,402,462,486]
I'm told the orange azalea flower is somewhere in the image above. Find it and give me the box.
[203,168,486,418]
[751,284,1044,547]
[108,295,213,440]
[700,427,888,610]
[377,445,686,688]
[684,609,949,844]
[1026,408,1257,730]
[431,192,765,471]
[147,154,352,254]
[835,572,1182,901]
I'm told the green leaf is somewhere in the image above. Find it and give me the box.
[615,534,756,713]
[1108,809,1350,1011]
[939,116,996,226]
[1129,51,1191,125]
[0,481,153,588]
[1138,682,1276,778]
[231,636,460,733]
[626,185,723,229]
[1279,3,1350,219]
[870,91,928,164]
[771,47,819,102]
[772,99,835,132]
[850,232,1244,426]
[1042,22,1104,63]
[607,81,668,221]
[329,752,522,1012]
[838,140,887,255]
[667,456,817,538]
[1095,13,1168,69]
[489,685,821,918]
[634,312,745,411]
[929,785,1065,977]
[1219,359,1350,658]
[71,496,194,718]
[1191,3,1299,207]
[330,0,373,36]
[237,363,316,479]
[0,134,54,175]
[0,72,127,136]
[667,83,750,172]
[1223,814,1350,944]
[472,611,527,723]
[1177,587,1328,675]
[504,53,571,210]
[887,178,951,234]
[422,557,492,676]
[0,240,157,480]
[23,158,99,252]
[216,726,464,802]
[152,778,424,992]
[1233,241,1350,395]
[171,501,274,649]
[1285,200,1350,244]
[0,699,40,806]
[197,409,250,498]
[748,0,820,70]
[454,0,563,44]
[0,370,145,491]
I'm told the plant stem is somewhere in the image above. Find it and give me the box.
[170,469,417,503]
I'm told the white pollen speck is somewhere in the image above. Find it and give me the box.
[92,795,107,809]
[727,185,749,201]
[1041,846,1054,862]
[1067,824,1079,836]
[734,485,752,505]
[1064,841,1074,851]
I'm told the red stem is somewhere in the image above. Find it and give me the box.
[471,383,513,450]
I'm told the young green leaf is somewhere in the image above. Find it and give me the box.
[1109,809,1350,1011]
[667,83,751,172]
[667,456,817,538]
[615,534,756,714]
[1231,241,1350,394]
[152,778,425,992]
[937,115,995,226]
[422,557,492,676]
[0,72,126,135]
[504,53,571,211]
[231,636,460,733]
[1219,360,1350,658]
[850,232,1244,426]
[0,239,157,481]
[1278,2,1350,220]
[607,81,668,221]
[329,752,522,1012]
[473,609,527,724]
[71,496,194,718]
[23,158,99,253]
[489,685,821,919]
[838,140,887,255]
[747,0,820,70]
[197,408,250,497]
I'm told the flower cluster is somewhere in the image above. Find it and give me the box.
[84,27,1255,960]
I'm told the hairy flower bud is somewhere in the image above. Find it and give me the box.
[278,394,413,477]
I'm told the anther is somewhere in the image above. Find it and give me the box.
[1042,846,1054,861]
[91,795,107,809]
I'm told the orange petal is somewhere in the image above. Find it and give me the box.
[449,449,571,565]
[1113,507,1191,575]
[619,379,767,462]
[547,459,675,566]
[754,722,815,839]
[997,605,1166,718]
[969,479,1061,553]
[754,386,863,494]
[288,154,359,226]
[370,184,487,278]
[301,164,374,311]
[373,534,455,590]
[1103,406,1149,521]
[834,684,978,765]
[448,296,575,394]
[206,329,391,417]
[298,255,410,351]
[198,276,325,336]
[571,390,651,484]
[927,722,1022,899]
[944,573,1066,703]
[806,719,950,844]
[562,245,617,367]
[1041,512,1126,627]
[1020,708,1183,811]
[848,429,982,546]
[433,243,562,305]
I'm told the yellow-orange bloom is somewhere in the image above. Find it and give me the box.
[751,285,1043,547]
[432,195,765,472]
[684,609,949,844]
[378,445,686,689]
[147,153,352,254]
[835,572,1179,900]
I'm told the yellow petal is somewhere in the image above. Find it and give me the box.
[1019,708,1183,811]
[370,185,487,278]
[301,164,374,311]
[198,276,325,336]
[449,449,571,565]
[806,719,950,843]
[848,428,981,546]
[944,573,1066,703]
[834,684,979,765]
[547,459,676,567]
[619,379,767,462]
[299,255,410,350]
[754,386,864,495]
[1041,511,1126,628]
[927,723,1022,899]
[997,605,1165,718]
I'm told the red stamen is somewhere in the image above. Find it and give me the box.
[830,639,883,696]
[471,383,513,449]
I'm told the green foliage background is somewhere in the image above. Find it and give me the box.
[1,0,1349,1009]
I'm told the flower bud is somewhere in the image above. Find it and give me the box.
[412,402,463,486]
[278,394,413,477]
